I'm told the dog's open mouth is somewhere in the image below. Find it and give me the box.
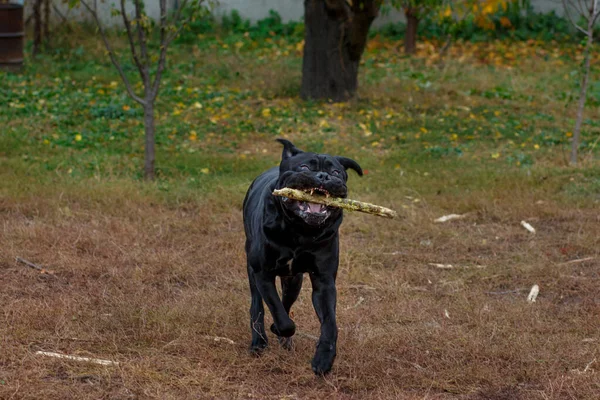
[281,187,337,225]
[296,188,330,215]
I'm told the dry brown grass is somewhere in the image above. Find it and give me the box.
[1,172,599,399]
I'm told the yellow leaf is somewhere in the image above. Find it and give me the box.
[122,105,130,111]
[75,134,82,142]
[319,119,330,128]
[201,168,210,174]
[261,108,271,118]
[193,102,203,109]
[491,152,500,159]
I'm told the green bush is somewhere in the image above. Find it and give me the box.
[175,5,592,44]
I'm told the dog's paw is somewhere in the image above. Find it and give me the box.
[311,343,336,375]
[249,340,268,356]
[270,320,296,338]
[278,336,294,351]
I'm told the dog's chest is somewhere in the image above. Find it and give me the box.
[274,252,314,276]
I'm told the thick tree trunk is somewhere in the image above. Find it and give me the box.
[301,0,379,102]
[143,103,156,180]
[404,7,419,55]
[43,0,50,45]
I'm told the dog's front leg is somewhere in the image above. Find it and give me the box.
[248,266,268,354]
[254,271,296,338]
[309,271,338,375]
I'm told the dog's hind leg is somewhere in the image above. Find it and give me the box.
[277,273,304,350]
[248,266,268,355]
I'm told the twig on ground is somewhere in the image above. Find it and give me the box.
[383,251,406,256]
[521,221,536,234]
[559,257,595,265]
[571,358,596,374]
[345,296,365,310]
[434,213,469,223]
[343,284,377,290]
[527,284,540,303]
[201,335,235,345]
[429,263,453,269]
[16,256,43,271]
[16,256,54,275]
[35,351,119,366]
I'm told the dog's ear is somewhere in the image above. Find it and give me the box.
[336,156,363,176]
[276,138,303,160]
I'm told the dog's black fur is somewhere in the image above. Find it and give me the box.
[243,139,362,375]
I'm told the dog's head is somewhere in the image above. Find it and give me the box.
[275,139,363,227]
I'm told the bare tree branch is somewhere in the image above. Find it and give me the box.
[563,0,590,35]
[592,0,600,24]
[120,0,147,83]
[575,0,587,15]
[151,0,193,99]
[80,0,145,105]
[165,0,191,45]
[151,0,169,99]
[133,0,151,93]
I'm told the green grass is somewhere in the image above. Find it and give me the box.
[3,31,598,205]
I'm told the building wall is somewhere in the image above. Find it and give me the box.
[29,0,565,27]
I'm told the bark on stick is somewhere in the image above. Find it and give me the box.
[273,188,397,219]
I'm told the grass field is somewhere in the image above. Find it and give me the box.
[1,30,600,399]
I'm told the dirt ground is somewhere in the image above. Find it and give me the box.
[1,173,599,399]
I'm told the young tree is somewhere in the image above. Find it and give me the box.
[76,0,206,180]
[563,0,599,164]
[301,0,382,102]
[395,0,443,54]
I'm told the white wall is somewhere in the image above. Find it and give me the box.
[31,0,565,27]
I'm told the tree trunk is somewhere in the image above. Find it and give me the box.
[33,0,42,56]
[43,0,50,45]
[301,0,379,102]
[404,7,419,55]
[143,103,156,180]
[570,22,594,164]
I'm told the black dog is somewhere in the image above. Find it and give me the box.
[243,139,362,375]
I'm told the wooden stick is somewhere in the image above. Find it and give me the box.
[16,256,43,271]
[35,351,119,366]
[201,335,235,345]
[272,188,397,219]
[16,256,54,275]
[559,257,595,265]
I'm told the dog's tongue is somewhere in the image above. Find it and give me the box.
[307,202,322,213]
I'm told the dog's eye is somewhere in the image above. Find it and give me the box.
[300,165,310,171]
